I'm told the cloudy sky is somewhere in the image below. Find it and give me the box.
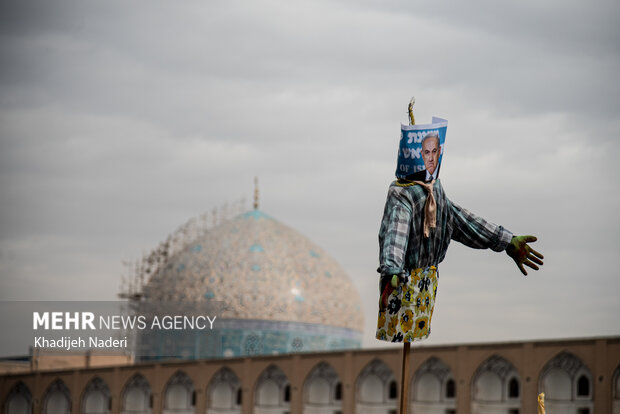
[1,0,619,353]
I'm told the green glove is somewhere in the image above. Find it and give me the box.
[391,275,399,288]
[506,235,544,275]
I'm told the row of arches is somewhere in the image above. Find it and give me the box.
[4,352,619,414]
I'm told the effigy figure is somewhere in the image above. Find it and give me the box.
[377,109,543,344]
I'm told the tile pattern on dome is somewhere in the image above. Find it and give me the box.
[143,210,364,332]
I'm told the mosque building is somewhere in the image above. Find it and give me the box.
[1,189,619,414]
[134,205,364,359]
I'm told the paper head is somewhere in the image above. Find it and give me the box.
[396,117,448,180]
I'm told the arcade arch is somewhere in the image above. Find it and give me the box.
[303,362,342,414]
[206,367,241,414]
[121,374,151,414]
[44,380,71,414]
[81,377,110,414]
[539,352,593,414]
[163,372,194,414]
[355,359,397,414]
[4,382,32,414]
[471,355,520,414]
[411,357,456,414]
[254,365,289,414]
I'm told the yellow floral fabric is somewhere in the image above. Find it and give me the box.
[376,266,438,343]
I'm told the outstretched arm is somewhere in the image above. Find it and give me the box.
[505,235,544,275]
[449,201,544,275]
[449,200,513,251]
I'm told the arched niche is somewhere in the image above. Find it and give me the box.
[82,377,110,414]
[206,367,241,414]
[254,365,289,414]
[411,357,456,414]
[5,382,32,414]
[163,372,194,414]
[44,380,71,414]
[471,355,520,414]
[121,374,151,414]
[539,352,593,413]
[355,359,396,414]
[303,362,342,414]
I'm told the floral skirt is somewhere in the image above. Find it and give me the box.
[376,266,438,343]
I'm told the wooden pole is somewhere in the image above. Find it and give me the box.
[399,342,411,413]
[398,96,416,414]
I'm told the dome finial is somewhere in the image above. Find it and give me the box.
[253,177,259,210]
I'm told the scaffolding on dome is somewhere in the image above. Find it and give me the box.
[118,197,247,302]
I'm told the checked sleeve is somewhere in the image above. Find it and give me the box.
[448,200,513,252]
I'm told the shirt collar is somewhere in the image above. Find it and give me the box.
[425,169,438,182]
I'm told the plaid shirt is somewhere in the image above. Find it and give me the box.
[378,179,513,278]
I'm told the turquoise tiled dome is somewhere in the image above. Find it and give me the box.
[140,209,363,358]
